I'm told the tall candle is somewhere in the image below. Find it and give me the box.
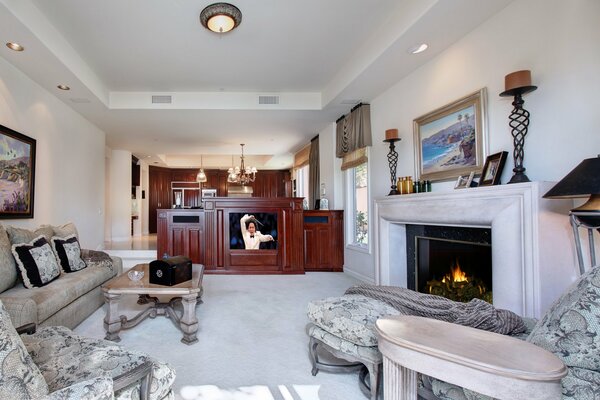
[385,129,399,140]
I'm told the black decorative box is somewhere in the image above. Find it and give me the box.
[149,256,192,286]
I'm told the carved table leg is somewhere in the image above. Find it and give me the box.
[179,293,199,345]
[383,356,417,400]
[103,292,122,342]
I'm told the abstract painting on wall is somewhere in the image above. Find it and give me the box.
[0,124,36,218]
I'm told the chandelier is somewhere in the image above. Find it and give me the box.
[227,144,257,185]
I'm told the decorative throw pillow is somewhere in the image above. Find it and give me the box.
[527,265,600,371]
[0,300,49,399]
[12,236,61,288]
[51,235,86,273]
[6,225,55,246]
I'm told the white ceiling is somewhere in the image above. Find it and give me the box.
[0,0,513,168]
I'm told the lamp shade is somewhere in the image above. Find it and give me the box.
[544,155,600,212]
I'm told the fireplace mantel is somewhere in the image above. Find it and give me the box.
[374,182,575,318]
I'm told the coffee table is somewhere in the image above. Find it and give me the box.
[102,263,204,345]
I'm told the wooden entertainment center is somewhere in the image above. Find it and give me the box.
[157,198,344,274]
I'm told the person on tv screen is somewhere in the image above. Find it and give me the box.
[240,214,274,249]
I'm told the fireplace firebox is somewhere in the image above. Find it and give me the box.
[406,225,492,303]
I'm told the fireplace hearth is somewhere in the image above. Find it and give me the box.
[407,225,492,303]
[374,182,575,318]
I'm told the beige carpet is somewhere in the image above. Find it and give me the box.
[75,272,368,400]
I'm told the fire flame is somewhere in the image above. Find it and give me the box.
[442,259,468,283]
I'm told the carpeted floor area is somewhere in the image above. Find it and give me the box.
[74,272,367,400]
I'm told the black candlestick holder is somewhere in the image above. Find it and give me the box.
[384,137,401,195]
[500,85,537,184]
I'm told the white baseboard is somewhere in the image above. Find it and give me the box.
[344,268,375,284]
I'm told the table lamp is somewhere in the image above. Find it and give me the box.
[544,155,600,274]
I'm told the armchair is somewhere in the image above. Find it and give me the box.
[380,264,600,400]
[0,300,175,400]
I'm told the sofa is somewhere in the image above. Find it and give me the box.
[0,223,121,329]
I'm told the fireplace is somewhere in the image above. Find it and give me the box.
[374,182,575,318]
[406,225,492,303]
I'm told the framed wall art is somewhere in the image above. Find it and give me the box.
[454,171,476,189]
[413,88,487,182]
[478,151,508,186]
[0,124,36,219]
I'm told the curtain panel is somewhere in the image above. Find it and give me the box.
[308,136,320,209]
[336,104,372,159]
[293,143,311,169]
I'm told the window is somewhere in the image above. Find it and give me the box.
[348,162,368,246]
[295,164,309,200]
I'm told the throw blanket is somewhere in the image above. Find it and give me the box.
[345,284,525,335]
[81,249,114,271]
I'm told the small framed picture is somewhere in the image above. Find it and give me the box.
[319,198,329,210]
[454,171,475,189]
[478,151,508,186]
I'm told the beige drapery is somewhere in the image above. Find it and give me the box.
[293,143,311,169]
[341,147,368,171]
[336,103,372,160]
[308,135,320,209]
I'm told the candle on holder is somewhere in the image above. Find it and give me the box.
[385,129,399,141]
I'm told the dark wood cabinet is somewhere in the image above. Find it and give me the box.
[149,166,172,233]
[157,210,204,264]
[303,210,344,271]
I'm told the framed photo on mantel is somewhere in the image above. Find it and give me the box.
[0,124,36,219]
[413,88,487,182]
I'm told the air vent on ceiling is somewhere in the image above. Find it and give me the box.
[69,98,91,104]
[258,95,279,105]
[152,95,172,104]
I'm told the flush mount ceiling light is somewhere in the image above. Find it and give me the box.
[57,84,70,91]
[6,42,24,51]
[408,43,428,54]
[200,3,242,33]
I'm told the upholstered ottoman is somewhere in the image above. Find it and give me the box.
[307,294,401,400]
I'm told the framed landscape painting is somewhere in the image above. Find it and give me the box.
[0,124,36,218]
[414,88,487,181]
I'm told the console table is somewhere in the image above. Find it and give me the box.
[375,316,567,400]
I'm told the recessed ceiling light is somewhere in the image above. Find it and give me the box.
[409,43,428,54]
[57,84,70,91]
[6,42,24,52]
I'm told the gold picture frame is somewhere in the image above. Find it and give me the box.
[414,88,487,182]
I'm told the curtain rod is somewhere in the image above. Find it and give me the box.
[336,103,369,123]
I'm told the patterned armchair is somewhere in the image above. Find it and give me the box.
[0,300,175,400]
[427,264,600,400]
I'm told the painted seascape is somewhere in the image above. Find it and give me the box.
[421,105,477,175]
[0,135,31,213]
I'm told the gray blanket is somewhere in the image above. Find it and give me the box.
[345,284,525,335]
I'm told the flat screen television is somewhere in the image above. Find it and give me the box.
[229,212,278,250]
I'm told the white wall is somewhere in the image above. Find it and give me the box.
[343,0,600,281]
[318,123,343,210]
[0,56,106,249]
[108,149,131,241]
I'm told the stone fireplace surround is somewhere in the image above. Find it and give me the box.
[374,182,576,318]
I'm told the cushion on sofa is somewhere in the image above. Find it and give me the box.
[42,222,79,241]
[0,300,48,399]
[1,261,116,324]
[12,236,61,289]
[6,225,55,245]
[0,224,18,292]
[22,325,176,400]
[51,234,86,273]
[307,294,400,347]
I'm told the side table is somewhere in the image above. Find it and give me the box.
[375,316,567,400]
